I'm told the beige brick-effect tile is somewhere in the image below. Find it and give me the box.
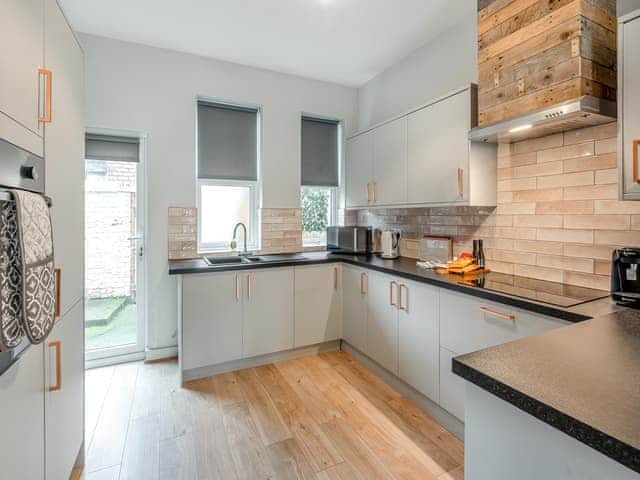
[537,142,594,164]
[564,215,630,230]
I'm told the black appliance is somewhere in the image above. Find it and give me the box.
[611,248,640,308]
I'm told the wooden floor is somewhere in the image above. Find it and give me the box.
[83,350,464,479]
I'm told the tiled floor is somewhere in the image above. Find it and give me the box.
[82,351,464,479]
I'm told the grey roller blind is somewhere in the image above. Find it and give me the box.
[85,134,140,162]
[197,101,258,181]
[301,116,339,187]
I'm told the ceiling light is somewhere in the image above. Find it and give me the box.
[509,124,533,133]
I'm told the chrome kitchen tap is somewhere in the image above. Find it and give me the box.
[231,222,249,256]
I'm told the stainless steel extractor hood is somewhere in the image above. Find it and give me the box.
[468,96,617,144]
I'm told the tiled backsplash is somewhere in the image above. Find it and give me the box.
[168,207,198,259]
[348,122,640,291]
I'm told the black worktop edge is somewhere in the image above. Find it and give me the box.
[452,358,640,474]
[169,256,590,323]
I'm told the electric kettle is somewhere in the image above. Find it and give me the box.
[381,230,400,259]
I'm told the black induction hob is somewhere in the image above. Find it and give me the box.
[459,272,609,308]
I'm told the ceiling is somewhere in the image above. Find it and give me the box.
[59,0,473,87]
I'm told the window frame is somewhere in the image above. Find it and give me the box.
[197,178,259,253]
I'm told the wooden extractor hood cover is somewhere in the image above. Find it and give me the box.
[469,0,617,143]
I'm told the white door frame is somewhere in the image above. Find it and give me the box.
[84,127,148,368]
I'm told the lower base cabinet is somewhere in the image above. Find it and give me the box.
[342,265,368,352]
[0,343,45,480]
[439,347,465,420]
[366,271,399,374]
[45,300,84,480]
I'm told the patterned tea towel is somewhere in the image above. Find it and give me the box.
[0,200,25,350]
[10,189,55,344]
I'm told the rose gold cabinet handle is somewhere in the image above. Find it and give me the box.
[389,281,397,306]
[633,139,640,184]
[48,341,62,392]
[480,306,515,322]
[372,181,377,203]
[398,283,407,311]
[38,68,52,123]
[54,268,61,317]
[247,274,253,300]
[235,274,240,301]
[457,167,464,198]
[333,267,338,290]
[360,272,367,295]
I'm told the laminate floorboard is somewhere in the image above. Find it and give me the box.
[81,350,464,479]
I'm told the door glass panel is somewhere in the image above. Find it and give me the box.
[84,159,140,352]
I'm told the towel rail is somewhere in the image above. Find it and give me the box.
[0,190,52,207]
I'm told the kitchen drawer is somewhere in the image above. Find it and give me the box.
[439,347,465,421]
[440,289,567,355]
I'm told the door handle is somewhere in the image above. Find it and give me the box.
[54,268,61,317]
[457,167,464,198]
[398,283,407,311]
[235,274,240,301]
[389,281,397,307]
[480,306,515,322]
[633,139,639,184]
[38,69,52,124]
[360,272,367,295]
[48,341,62,392]
[247,274,253,300]
[372,181,377,203]
[333,267,338,290]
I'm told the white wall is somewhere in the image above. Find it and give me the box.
[356,5,477,131]
[619,0,640,16]
[81,33,357,351]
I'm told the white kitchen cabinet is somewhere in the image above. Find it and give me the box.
[0,0,44,144]
[439,347,466,420]
[345,130,374,208]
[243,268,294,357]
[182,272,243,370]
[44,0,85,318]
[0,344,45,480]
[45,300,84,480]
[619,11,640,200]
[397,279,439,402]
[294,264,342,347]
[366,271,399,374]
[342,265,368,352]
[373,117,407,205]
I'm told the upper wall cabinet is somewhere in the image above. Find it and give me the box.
[0,0,45,154]
[619,10,640,200]
[345,86,497,209]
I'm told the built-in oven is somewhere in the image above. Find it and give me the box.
[0,137,47,375]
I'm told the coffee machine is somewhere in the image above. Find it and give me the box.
[611,248,640,308]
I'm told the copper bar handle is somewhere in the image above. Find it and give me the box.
[247,274,252,300]
[480,306,515,322]
[333,267,338,290]
[398,284,407,311]
[389,281,397,307]
[633,139,640,184]
[235,274,240,301]
[360,272,367,296]
[38,68,52,123]
[457,167,464,198]
[54,268,61,317]
[48,341,62,392]
[372,181,377,203]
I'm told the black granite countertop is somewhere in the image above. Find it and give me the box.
[169,252,608,323]
[453,308,640,474]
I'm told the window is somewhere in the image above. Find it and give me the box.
[197,101,259,251]
[300,116,340,246]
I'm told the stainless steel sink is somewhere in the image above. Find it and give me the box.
[203,253,306,266]
[255,253,307,262]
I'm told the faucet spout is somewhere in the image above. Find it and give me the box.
[232,222,248,255]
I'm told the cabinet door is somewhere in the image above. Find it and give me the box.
[182,272,243,370]
[345,131,374,208]
[439,347,465,421]
[0,344,45,480]
[244,268,294,357]
[294,264,342,347]
[45,300,84,480]
[408,90,470,204]
[398,280,439,402]
[622,16,640,198]
[373,117,407,205]
[342,265,368,352]
[45,0,85,317]
[0,0,43,137]
[366,271,398,374]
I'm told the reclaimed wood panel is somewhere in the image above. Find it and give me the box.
[477,0,616,126]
